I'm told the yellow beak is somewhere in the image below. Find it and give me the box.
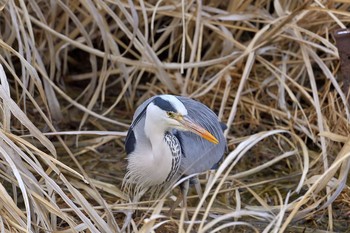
[177,116,219,144]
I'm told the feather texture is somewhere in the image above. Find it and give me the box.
[124,95,226,193]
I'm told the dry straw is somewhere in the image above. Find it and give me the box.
[0,0,350,232]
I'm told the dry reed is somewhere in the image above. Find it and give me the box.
[0,0,350,232]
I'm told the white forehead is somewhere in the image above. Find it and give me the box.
[160,95,188,115]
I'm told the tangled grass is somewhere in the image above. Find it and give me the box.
[1,0,350,232]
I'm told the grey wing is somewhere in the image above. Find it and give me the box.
[132,96,157,121]
[125,96,157,154]
[175,96,227,175]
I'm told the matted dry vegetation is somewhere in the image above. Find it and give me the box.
[1,0,350,232]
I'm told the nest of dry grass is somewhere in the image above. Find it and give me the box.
[1,0,350,232]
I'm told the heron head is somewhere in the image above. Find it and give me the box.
[149,95,219,144]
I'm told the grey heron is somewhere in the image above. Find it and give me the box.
[123,94,226,199]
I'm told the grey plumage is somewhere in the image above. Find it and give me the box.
[124,95,226,192]
[174,96,226,175]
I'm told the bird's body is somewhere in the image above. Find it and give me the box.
[124,95,226,193]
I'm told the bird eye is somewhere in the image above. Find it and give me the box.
[167,111,174,118]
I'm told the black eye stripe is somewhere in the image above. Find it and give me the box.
[153,97,177,112]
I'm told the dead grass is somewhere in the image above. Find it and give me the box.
[1,0,350,232]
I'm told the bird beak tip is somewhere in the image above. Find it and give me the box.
[180,116,219,145]
[202,132,219,144]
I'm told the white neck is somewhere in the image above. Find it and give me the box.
[144,105,169,157]
[138,104,173,185]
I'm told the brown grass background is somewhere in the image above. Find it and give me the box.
[0,0,350,232]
